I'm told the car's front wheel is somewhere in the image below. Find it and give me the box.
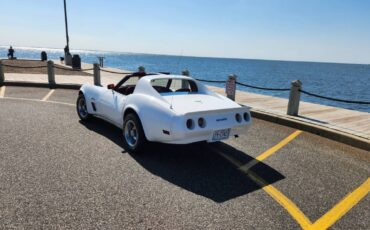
[76,94,91,121]
[122,113,147,153]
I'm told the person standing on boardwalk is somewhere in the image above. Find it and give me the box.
[7,46,15,59]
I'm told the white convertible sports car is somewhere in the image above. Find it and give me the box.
[77,72,252,153]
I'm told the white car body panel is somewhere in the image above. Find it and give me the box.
[162,94,241,114]
[79,74,252,144]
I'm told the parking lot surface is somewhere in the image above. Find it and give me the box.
[0,86,369,229]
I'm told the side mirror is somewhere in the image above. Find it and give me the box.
[107,84,115,89]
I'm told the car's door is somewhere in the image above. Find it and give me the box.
[111,91,126,126]
[98,89,126,126]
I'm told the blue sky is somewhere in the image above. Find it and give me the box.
[0,0,370,63]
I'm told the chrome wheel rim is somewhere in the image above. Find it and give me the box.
[124,120,138,148]
[78,97,88,118]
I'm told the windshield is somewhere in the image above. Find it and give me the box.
[120,76,140,88]
[151,78,198,94]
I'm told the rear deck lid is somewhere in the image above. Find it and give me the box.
[162,94,240,114]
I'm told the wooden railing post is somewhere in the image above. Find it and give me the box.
[0,60,4,85]
[138,66,145,73]
[181,70,190,88]
[182,70,190,76]
[287,80,302,116]
[226,74,237,101]
[93,63,101,86]
[47,60,55,86]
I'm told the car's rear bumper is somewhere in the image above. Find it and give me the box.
[145,107,252,144]
[162,124,251,144]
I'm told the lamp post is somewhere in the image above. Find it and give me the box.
[63,0,72,65]
[64,0,69,50]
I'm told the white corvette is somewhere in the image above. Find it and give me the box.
[77,72,252,153]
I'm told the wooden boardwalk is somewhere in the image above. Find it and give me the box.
[208,86,370,141]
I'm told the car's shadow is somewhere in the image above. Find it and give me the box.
[80,118,285,203]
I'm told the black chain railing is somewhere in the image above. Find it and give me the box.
[53,65,94,72]
[196,77,369,105]
[236,81,290,91]
[299,89,370,105]
[195,78,226,83]
[100,68,131,75]
[195,78,290,91]
[2,63,94,72]
[2,64,47,69]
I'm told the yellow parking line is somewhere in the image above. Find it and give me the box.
[248,170,312,229]
[239,130,302,172]
[213,147,242,167]
[214,130,369,230]
[0,86,5,98]
[210,145,312,230]
[41,89,55,101]
[239,130,312,229]
[309,177,370,230]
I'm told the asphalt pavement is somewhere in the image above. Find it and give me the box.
[0,86,369,229]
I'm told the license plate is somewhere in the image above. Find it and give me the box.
[212,129,230,141]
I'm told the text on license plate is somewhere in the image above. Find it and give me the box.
[212,129,230,141]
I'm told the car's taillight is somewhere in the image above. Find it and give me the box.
[198,117,206,128]
[235,113,242,123]
[186,119,194,129]
[243,112,250,122]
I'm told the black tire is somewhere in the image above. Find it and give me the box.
[122,113,147,153]
[76,94,91,121]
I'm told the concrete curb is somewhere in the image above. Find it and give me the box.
[251,109,370,151]
[1,81,369,151]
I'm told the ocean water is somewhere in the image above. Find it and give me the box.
[1,46,369,112]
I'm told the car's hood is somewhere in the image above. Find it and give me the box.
[162,94,240,114]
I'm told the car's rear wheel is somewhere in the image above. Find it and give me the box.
[122,113,147,153]
[76,94,91,121]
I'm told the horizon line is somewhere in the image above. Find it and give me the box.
[0,44,369,66]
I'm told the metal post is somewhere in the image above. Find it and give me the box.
[98,57,104,67]
[47,60,55,86]
[226,74,237,101]
[63,0,73,66]
[182,69,190,76]
[287,80,302,116]
[64,0,69,50]
[93,63,101,86]
[0,61,5,85]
